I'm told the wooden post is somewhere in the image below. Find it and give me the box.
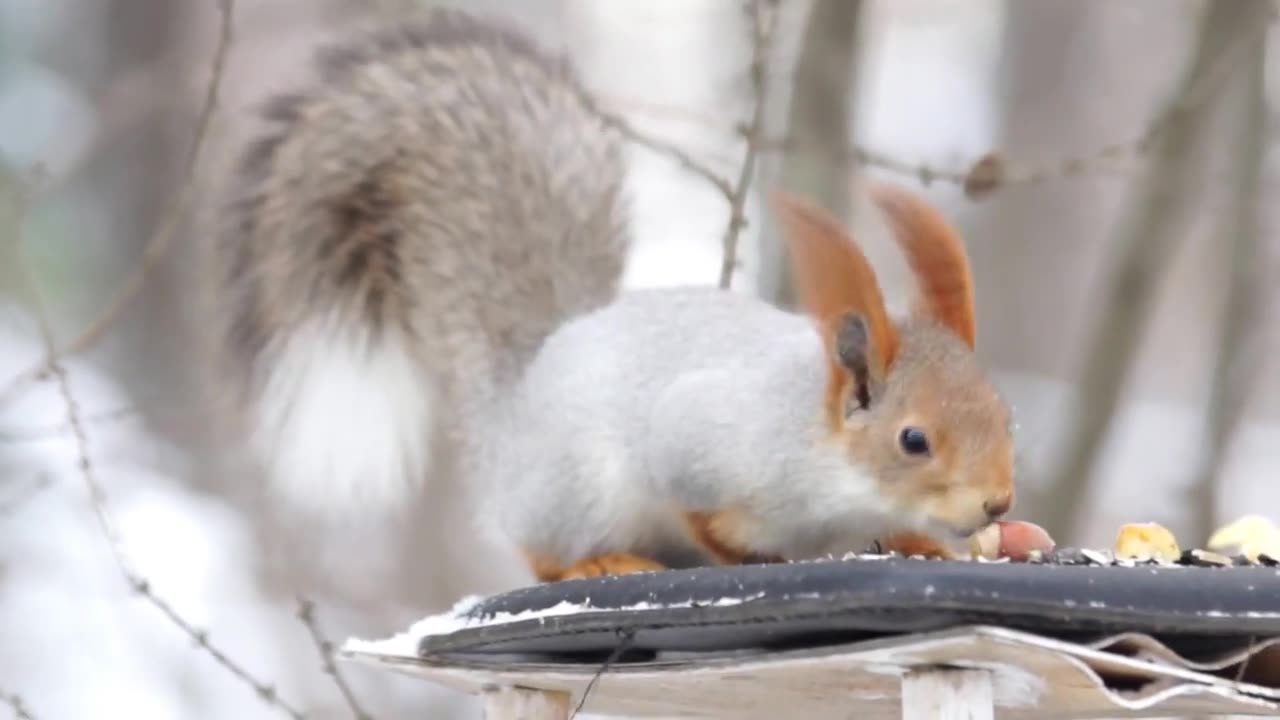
[481,686,572,720]
[901,668,995,720]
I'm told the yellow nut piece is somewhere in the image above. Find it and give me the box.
[1114,522,1180,562]
[1207,515,1280,562]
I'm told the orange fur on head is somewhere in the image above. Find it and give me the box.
[771,191,898,428]
[867,182,977,349]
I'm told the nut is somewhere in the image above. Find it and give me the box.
[969,523,1003,559]
[1207,515,1280,563]
[1114,522,1180,563]
[969,520,1055,562]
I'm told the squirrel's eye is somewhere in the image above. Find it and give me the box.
[898,427,931,456]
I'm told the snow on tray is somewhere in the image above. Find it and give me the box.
[342,591,767,659]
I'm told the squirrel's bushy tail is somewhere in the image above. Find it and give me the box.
[207,10,630,517]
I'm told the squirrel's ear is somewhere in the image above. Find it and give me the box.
[771,190,898,424]
[834,312,874,414]
[867,182,977,348]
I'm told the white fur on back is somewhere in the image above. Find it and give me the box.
[250,316,434,518]
[480,287,915,566]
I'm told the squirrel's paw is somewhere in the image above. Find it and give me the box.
[881,521,1056,562]
[877,532,956,560]
[528,552,667,582]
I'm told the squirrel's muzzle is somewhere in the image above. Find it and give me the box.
[983,492,1013,521]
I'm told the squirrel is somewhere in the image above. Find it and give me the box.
[207,8,1026,583]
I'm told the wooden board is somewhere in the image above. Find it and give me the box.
[343,626,1280,718]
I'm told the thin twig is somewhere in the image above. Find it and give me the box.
[1040,1,1276,543]
[756,131,1145,199]
[763,0,862,306]
[297,598,373,720]
[6,141,306,720]
[10,223,307,720]
[0,396,217,444]
[569,628,635,719]
[139,588,307,719]
[0,405,144,443]
[0,0,235,411]
[596,91,1166,200]
[719,0,778,289]
[1189,23,1270,544]
[562,89,1163,201]
[1235,635,1260,683]
[2,690,35,720]
[578,89,734,200]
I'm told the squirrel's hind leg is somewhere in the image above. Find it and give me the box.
[525,551,667,583]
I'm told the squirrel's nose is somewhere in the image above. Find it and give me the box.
[984,493,1013,520]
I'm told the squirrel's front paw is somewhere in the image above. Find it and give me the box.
[878,532,957,560]
[527,552,667,582]
[560,554,667,580]
[879,521,1056,562]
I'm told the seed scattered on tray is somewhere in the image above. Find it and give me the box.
[1182,549,1234,568]
[831,517,1280,569]
[1080,548,1113,565]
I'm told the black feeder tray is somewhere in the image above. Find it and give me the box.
[341,553,1280,718]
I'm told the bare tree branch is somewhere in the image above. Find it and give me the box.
[0,0,235,411]
[0,406,144,444]
[578,92,734,200]
[5,151,306,720]
[596,89,1182,203]
[1040,1,1276,543]
[1189,23,1271,544]
[297,599,374,720]
[760,0,862,305]
[2,690,35,720]
[757,125,1161,200]
[719,0,780,289]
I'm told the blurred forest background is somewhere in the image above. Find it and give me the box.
[1,0,1278,718]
